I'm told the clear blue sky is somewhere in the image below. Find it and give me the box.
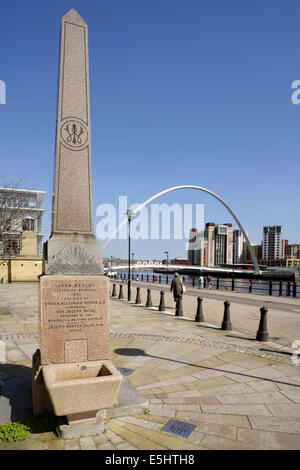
[0,0,299,260]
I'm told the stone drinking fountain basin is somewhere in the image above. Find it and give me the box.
[42,360,122,419]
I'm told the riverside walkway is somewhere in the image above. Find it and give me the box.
[0,282,299,450]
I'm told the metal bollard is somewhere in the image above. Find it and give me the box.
[269,280,273,296]
[231,278,235,292]
[118,284,124,299]
[128,280,131,301]
[279,281,282,296]
[287,282,290,297]
[256,306,268,342]
[221,301,232,330]
[146,288,152,307]
[216,278,219,290]
[175,295,183,317]
[135,287,141,305]
[159,291,166,312]
[293,282,297,298]
[112,283,116,297]
[249,280,252,293]
[159,275,161,283]
[195,297,204,322]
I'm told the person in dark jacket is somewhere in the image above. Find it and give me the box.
[170,272,183,302]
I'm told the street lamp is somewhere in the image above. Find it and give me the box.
[164,251,169,284]
[125,210,135,301]
[132,253,135,280]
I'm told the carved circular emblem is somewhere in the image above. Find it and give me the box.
[60,118,88,149]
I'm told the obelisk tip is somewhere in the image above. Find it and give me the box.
[62,8,87,25]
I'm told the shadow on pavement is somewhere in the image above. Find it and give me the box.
[114,348,300,388]
[0,364,33,423]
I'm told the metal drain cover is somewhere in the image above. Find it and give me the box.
[117,368,135,376]
[162,420,196,438]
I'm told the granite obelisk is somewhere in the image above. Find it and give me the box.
[45,8,102,273]
[32,9,122,429]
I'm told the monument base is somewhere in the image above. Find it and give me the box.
[57,377,149,439]
[44,233,104,274]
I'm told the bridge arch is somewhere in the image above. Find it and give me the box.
[102,185,260,274]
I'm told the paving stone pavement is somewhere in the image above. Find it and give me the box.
[0,282,300,450]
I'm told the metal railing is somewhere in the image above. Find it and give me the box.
[112,271,300,298]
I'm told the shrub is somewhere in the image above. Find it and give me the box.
[0,421,30,442]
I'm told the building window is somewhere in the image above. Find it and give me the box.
[22,218,35,231]
[2,234,21,257]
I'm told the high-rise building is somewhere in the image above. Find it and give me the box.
[188,223,234,267]
[262,226,282,260]
[281,239,288,259]
[187,228,205,266]
[233,229,246,264]
[285,243,300,259]
[201,223,233,267]
[187,228,199,265]
[204,223,215,266]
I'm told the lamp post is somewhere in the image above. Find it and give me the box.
[132,253,134,280]
[125,210,135,301]
[164,251,169,284]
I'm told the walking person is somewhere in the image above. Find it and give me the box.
[207,275,212,289]
[199,275,204,290]
[170,272,184,303]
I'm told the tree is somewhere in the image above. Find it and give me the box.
[0,177,36,258]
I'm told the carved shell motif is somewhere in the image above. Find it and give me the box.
[59,243,92,266]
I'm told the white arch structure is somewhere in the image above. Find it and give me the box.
[102,185,260,274]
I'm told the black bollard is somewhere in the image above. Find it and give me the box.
[293,282,297,298]
[195,297,204,322]
[231,278,235,291]
[256,306,269,342]
[175,295,183,316]
[128,280,131,302]
[112,283,116,297]
[221,301,232,330]
[216,278,219,290]
[159,291,166,311]
[118,284,124,299]
[287,281,291,297]
[279,281,282,296]
[269,280,272,296]
[135,287,141,305]
[249,280,252,293]
[159,275,161,284]
[146,288,152,307]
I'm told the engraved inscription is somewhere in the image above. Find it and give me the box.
[44,281,105,333]
[40,276,110,365]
